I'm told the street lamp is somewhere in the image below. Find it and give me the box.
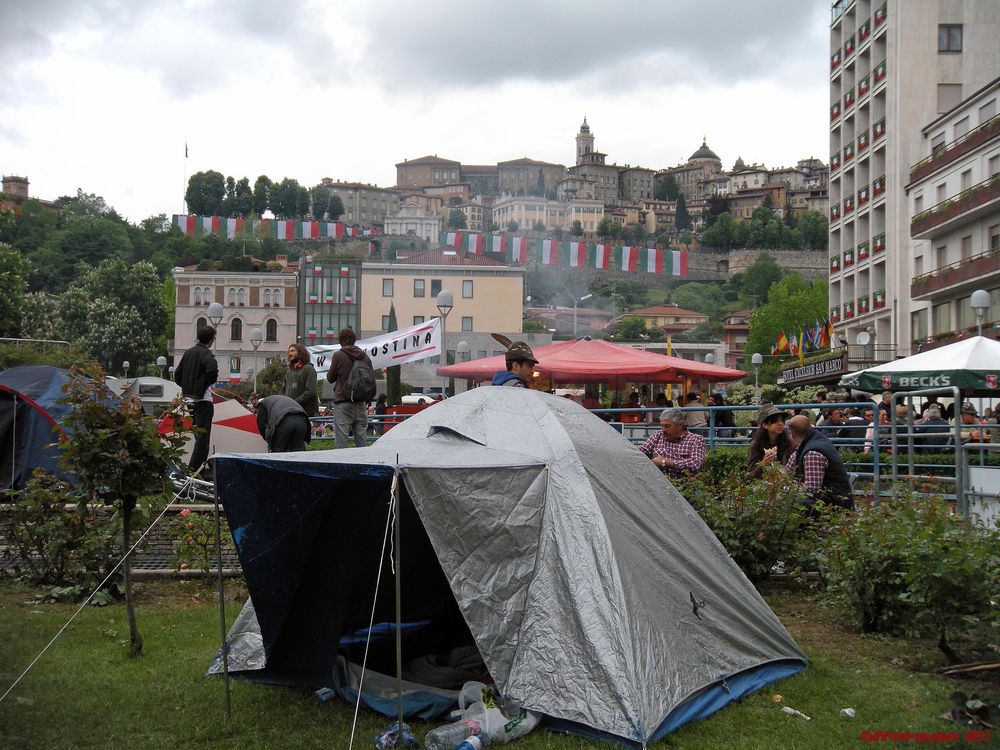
[704,353,714,364]
[156,356,167,380]
[122,360,130,379]
[971,289,990,337]
[456,340,470,362]
[207,301,224,353]
[573,293,593,337]
[249,327,263,393]
[751,352,763,403]
[436,290,454,396]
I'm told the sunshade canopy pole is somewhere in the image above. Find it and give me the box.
[393,466,403,732]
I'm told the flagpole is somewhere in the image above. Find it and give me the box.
[182,140,188,216]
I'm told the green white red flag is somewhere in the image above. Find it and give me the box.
[593,243,610,269]
[617,245,638,272]
[568,241,587,267]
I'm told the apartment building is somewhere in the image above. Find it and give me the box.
[827,0,1000,357]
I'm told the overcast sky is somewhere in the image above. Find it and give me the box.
[1,0,829,223]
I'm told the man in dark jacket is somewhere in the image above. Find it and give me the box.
[284,343,319,416]
[326,327,375,448]
[254,394,311,452]
[174,325,219,472]
[490,341,538,387]
[785,414,853,509]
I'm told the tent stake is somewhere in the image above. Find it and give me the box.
[213,459,232,721]
[393,467,403,732]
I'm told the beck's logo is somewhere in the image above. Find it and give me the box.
[882,375,892,389]
[987,374,998,389]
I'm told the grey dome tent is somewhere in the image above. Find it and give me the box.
[211,388,805,744]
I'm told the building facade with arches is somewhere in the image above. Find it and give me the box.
[171,269,298,384]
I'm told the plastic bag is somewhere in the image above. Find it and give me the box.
[451,682,541,745]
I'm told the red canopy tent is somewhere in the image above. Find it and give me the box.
[437,337,746,389]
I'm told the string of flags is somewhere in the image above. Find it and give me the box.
[436,231,689,275]
[772,319,837,360]
[172,215,379,239]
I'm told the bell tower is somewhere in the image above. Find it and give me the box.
[575,117,594,165]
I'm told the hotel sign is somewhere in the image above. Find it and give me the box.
[781,354,847,385]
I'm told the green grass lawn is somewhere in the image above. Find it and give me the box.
[0,580,991,749]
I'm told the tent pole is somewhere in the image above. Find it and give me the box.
[393,468,403,731]
[213,459,232,721]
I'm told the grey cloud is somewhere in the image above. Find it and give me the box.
[359,0,825,90]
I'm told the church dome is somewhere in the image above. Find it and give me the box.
[579,117,590,133]
[733,156,746,170]
[689,138,720,162]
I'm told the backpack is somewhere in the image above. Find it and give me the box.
[347,357,376,403]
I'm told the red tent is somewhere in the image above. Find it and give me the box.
[437,337,746,387]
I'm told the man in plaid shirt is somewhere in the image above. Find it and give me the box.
[639,408,706,477]
[785,415,853,508]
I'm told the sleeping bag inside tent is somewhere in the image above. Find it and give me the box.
[210,388,806,745]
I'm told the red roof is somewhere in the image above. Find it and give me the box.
[629,305,708,318]
[391,248,509,267]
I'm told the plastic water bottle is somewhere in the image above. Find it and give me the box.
[457,735,487,750]
[424,720,481,750]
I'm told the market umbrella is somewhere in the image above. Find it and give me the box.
[437,337,746,387]
[839,335,1000,393]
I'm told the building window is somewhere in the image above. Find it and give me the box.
[990,154,1000,177]
[413,279,425,297]
[911,309,928,341]
[938,24,962,52]
[462,280,474,299]
[937,83,962,114]
[431,279,442,297]
[961,169,972,191]
[461,316,473,332]
[961,235,972,260]
[936,244,948,268]
[228,287,237,305]
[231,318,243,341]
[193,287,203,305]
[263,288,271,306]
[381,315,391,330]
[413,315,425,325]
[382,279,394,297]
[237,287,247,305]
[266,319,277,342]
[954,116,970,139]
[272,289,281,307]
[196,317,207,332]
[990,224,999,251]
[932,302,950,334]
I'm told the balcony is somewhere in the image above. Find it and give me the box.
[911,174,1000,239]
[909,114,1000,183]
[910,248,1000,299]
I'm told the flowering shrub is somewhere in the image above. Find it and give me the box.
[171,507,232,575]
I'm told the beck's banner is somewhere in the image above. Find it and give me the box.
[308,318,441,377]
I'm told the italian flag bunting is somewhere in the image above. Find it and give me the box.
[313,264,323,276]
[643,247,664,274]
[259,219,270,239]
[277,220,292,241]
[666,250,687,276]
[465,233,484,254]
[229,361,240,383]
[340,265,350,277]
[444,232,462,248]
[307,326,317,339]
[225,218,243,239]
[539,239,560,265]
[325,327,335,339]
[568,241,587,267]
[324,291,334,304]
[616,245,638,272]
[343,295,353,305]
[333,222,345,238]
[210,216,221,235]
[487,234,506,253]
[593,243,611,269]
[308,291,318,304]
[510,237,528,264]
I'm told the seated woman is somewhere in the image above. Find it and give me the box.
[747,404,793,478]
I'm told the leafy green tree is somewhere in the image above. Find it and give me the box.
[59,368,186,655]
[506,220,519,233]
[704,195,730,226]
[57,189,113,221]
[745,274,828,373]
[18,292,62,341]
[570,220,583,237]
[740,252,785,305]
[252,175,271,216]
[677,320,724,342]
[654,173,680,201]
[447,209,467,229]
[796,210,829,250]
[386,304,401,406]
[615,315,649,340]
[0,199,58,254]
[328,194,345,221]
[235,177,254,216]
[59,258,168,370]
[672,282,726,317]
[677,229,693,245]
[184,171,226,216]
[675,193,692,231]
[32,217,133,292]
[296,185,310,218]
[532,220,546,232]
[596,217,612,237]
[629,224,647,243]
[309,185,331,219]
[701,211,737,248]
[0,244,30,336]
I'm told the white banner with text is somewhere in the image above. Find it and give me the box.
[308,318,441,377]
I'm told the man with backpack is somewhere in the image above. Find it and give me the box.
[326,327,377,448]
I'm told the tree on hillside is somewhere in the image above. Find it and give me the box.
[295,185,310,218]
[506,220,519,233]
[570,220,583,237]
[0,244,30,337]
[532,220,546,232]
[447,209,467,229]
[328,194,345,221]
[269,178,301,219]
[654,173,680,201]
[740,252,784,305]
[675,193,692,231]
[185,171,226,216]
[0,199,59,254]
[671,282,726,318]
[59,258,168,370]
[795,210,829,250]
[252,175,272,216]
[705,195,730,226]
[745,274,828,369]
[310,185,331,220]
[235,177,253,216]
[615,316,649,340]
[57,189,116,222]
[32,217,133,292]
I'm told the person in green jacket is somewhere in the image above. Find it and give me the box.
[284,343,319,416]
